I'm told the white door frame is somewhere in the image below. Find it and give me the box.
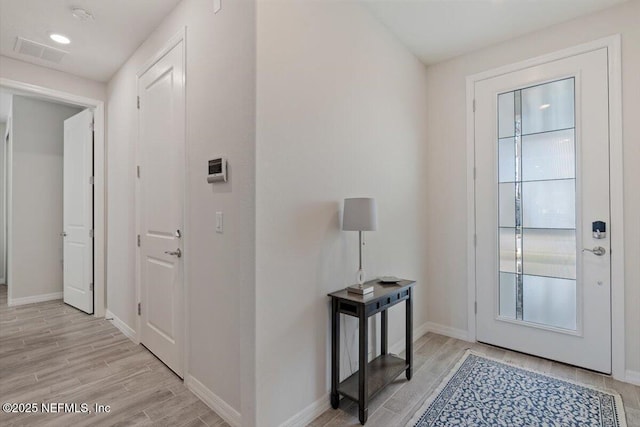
[2,119,10,286]
[134,28,189,377]
[0,77,107,317]
[465,35,624,380]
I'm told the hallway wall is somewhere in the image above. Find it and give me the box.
[106,0,256,419]
[0,56,106,102]
[8,96,81,303]
[255,2,430,425]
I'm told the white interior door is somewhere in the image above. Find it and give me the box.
[474,48,611,373]
[138,39,185,378]
[63,109,94,314]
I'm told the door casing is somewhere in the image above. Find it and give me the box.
[0,78,106,317]
[465,35,624,380]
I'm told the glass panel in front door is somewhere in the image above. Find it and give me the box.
[497,78,577,331]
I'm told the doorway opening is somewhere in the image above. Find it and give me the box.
[0,80,106,317]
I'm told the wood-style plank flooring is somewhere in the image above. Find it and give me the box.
[1,283,638,427]
[0,285,228,427]
[311,330,640,427]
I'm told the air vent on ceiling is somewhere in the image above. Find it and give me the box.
[14,37,67,63]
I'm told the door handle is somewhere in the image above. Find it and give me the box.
[164,248,182,258]
[582,246,606,256]
[61,232,67,237]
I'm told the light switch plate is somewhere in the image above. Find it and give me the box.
[213,0,222,14]
[216,212,223,233]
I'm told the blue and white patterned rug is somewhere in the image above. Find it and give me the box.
[409,351,627,427]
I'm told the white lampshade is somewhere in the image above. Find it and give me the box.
[342,198,377,231]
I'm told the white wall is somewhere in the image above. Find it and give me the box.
[256,2,429,425]
[8,96,81,301]
[424,0,640,374]
[0,122,5,282]
[106,0,256,417]
[0,56,106,102]
[1,55,107,317]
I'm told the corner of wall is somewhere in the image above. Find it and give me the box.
[186,375,242,427]
[105,309,138,343]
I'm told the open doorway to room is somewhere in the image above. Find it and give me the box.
[0,83,105,316]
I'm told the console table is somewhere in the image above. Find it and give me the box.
[328,279,415,425]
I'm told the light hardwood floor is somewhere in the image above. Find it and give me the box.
[1,284,638,427]
[0,285,227,427]
[311,330,640,427]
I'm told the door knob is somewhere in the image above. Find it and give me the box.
[164,248,182,258]
[583,246,606,256]
[61,232,67,237]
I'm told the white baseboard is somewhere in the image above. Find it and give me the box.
[8,292,62,307]
[282,322,434,427]
[280,392,330,427]
[625,369,640,386]
[186,375,241,427]
[261,321,472,427]
[105,310,138,344]
[424,321,472,342]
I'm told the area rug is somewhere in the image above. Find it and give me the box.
[408,350,627,427]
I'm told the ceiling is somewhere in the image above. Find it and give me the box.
[0,0,629,83]
[363,0,628,65]
[0,0,182,82]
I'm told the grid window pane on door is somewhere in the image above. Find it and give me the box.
[497,78,577,330]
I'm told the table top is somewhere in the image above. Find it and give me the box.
[328,279,415,305]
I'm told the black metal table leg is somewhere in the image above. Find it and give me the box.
[381,309,388,355]
[406,288,413,380]
[331,298,340,409]
[358,306,368,424]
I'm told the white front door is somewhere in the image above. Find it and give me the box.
[63,109,94,314]
[474,48,611,373]
[138,39,185,377]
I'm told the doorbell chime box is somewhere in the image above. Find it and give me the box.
[207,157,227,183]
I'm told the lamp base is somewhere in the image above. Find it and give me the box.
[347,283,374,295]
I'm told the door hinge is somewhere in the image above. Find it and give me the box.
[89,229,94,238]
[472,99,476,112]
[474,234,477,247]
[137,234,141,247]
[473,167,476,180]
[89,176,94,185]
[138,302,141,316]
[137,165,140,178]
[474,301,477,314]
[89,120,94,131]
[137,96,140,110]
[89,282,94,291]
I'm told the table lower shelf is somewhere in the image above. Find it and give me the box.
[338,354,408,403]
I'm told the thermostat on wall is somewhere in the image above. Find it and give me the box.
[207,157,227,183]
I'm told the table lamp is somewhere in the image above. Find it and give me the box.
[342,198,377,295]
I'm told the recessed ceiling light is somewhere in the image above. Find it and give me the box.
[50,33,71,45]
[71,7,94,21]
[539,103,551,110]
